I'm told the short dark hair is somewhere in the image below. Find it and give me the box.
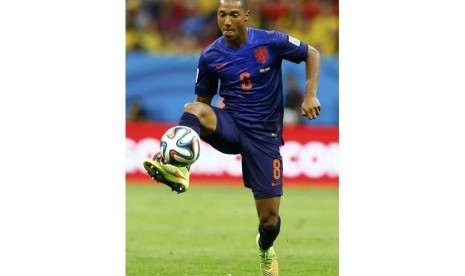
[218,0,248,10]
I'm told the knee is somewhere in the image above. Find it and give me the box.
[183,102,207,118]
[259,213,279,230]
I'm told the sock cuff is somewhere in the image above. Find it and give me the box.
[178,112,201,136]
[258,216,281,250]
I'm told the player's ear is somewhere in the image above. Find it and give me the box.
[244,9,250,22]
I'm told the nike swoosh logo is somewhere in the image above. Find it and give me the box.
[271,182,281,187]
[174,171,188,181]
[216,64,226,70]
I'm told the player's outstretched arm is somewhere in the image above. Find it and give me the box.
[302,45,321,120]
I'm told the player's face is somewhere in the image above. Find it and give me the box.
[217,0,249,47]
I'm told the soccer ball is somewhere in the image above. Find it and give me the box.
[160,126,200,167]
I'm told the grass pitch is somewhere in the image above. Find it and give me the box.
[126,183,338,275]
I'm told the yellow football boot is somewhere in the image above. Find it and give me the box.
[143,159,190,194]
[256,234,279,276]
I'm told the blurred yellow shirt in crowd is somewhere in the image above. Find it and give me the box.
[288,14,339,56]
[309,13,339,56]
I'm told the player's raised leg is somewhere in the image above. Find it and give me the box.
[255,197,281,276]
[143,99,218,193]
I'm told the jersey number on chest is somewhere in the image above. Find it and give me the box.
[239,71,252,91]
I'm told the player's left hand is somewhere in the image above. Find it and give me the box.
[301,96,321,120]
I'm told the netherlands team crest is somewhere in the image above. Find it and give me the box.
[254,47,268,64]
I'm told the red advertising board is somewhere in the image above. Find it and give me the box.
[126,122,338,186]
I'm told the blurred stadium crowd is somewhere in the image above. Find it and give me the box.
[126,0,339,56]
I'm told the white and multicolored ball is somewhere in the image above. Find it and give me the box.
[160,126,200,167]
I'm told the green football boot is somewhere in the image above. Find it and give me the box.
[256,234,279,276]
[143,159,190,194]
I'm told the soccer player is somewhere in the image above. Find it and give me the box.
[143,0,321,275]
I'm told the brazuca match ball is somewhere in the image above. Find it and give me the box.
[160,126,200,167]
